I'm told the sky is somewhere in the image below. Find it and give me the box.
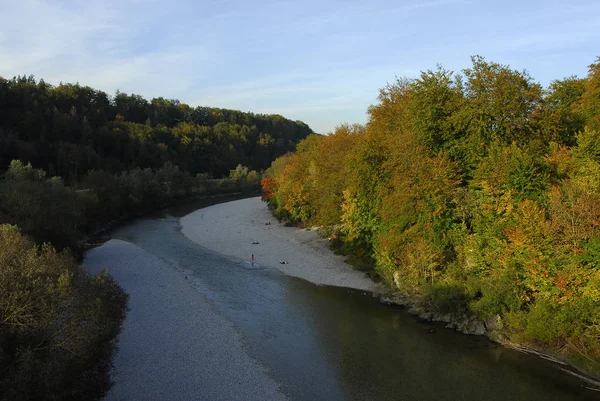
[1,0,599,133]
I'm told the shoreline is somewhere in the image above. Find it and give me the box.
[82,239,287,401]
[180,196,382,293]
[87,195,600,396]
[180,196,599,389]
[79,191,258,250]
[380,292,600,390]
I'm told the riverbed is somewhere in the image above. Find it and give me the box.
[82,197,599,401]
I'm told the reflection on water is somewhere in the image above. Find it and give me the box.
[110,215,599,401]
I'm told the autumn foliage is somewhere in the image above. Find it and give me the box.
[261,176,277,201]
[263,56,600,376]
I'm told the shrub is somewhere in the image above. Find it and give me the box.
[0,225,128,401]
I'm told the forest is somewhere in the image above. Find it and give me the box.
[262,56,600,377]
[0,75,313,181]
[0,76,312,400]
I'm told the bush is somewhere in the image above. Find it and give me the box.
[428,283,472,313]
[0,225,128,401]
[0,162,84,250]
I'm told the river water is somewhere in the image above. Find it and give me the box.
[105,196,599,401]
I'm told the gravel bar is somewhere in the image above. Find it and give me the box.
[180,197,380,292]
[82,239,287,401]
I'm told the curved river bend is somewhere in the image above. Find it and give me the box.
[85,197,599,401]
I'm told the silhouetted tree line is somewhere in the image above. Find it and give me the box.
[0,76,313,182]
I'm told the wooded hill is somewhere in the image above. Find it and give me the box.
[0,76,314,181]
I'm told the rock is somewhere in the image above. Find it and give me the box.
[467,320,486,336]
[379,295,409,306]
[433,313,452,323]
[456,318,470,333]
[407,306,422,315]
[419,312,433,321]
[484,315,502,331]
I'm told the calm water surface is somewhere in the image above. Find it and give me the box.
[108,199,599,401]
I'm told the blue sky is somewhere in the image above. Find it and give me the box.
[1,0,599,133]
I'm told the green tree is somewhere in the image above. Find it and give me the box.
[579,57,600,131]
[461,56,543,147]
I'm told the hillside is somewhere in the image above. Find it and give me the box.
[0,76,314,181]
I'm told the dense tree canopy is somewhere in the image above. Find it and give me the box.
[0,76,314,181]
[263,56,600,377]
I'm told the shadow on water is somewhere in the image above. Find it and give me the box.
[157,192,259,219]
[111,217,600,401]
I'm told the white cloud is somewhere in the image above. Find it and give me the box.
[1,1,116,67]
[0,0,218,98]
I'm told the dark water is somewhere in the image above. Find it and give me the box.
[109,200,600,401]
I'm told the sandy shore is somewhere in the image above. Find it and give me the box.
[82,240,287,401]
[180,197,381,292]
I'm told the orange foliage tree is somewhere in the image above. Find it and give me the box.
[261,177,277,201]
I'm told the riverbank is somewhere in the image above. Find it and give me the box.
[181,197,381,293]
[82,239,287,401]
[179,197,600,388]
[80,189,259,250]
[180,199,489,335]
[82,196,599,400]
[380,292,600,390]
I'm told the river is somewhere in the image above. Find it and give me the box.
[83,196,599,401]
